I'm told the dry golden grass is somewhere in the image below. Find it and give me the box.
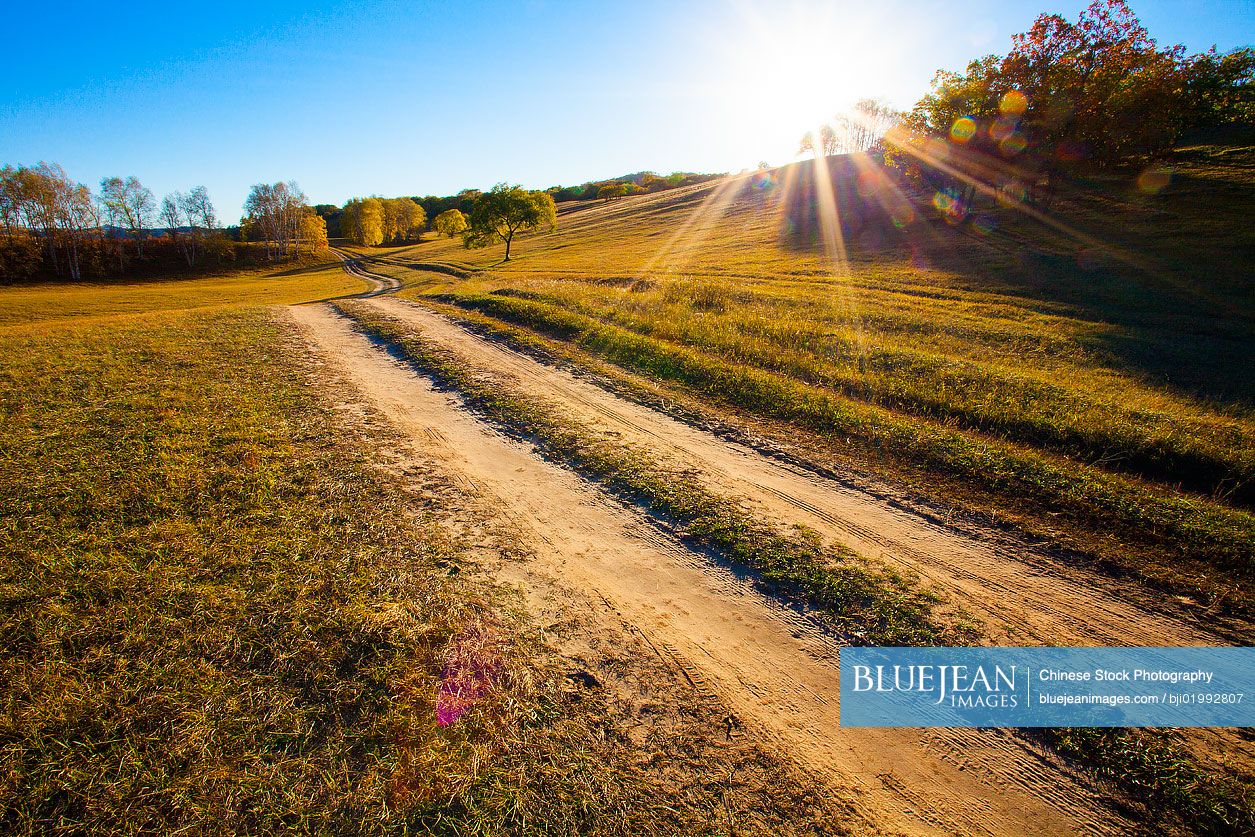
[0,268,849,835]
[0,262,358,327]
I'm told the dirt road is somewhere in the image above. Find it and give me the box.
[330,248,402,296]
[289,301,1130,836]
[352,296,1222,649]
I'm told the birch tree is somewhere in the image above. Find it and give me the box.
[169,186,216,266]
[3,164,97,279]
[160,193,192,266]
[181,186,216,230]
[244,181,309,261]
[100,176,155,256]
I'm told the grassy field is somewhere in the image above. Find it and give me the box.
[350,142,1255,613]
[0,262,359,328]
[335,299,1253,835]
[0,268,845,834]
[2,140,1250,833]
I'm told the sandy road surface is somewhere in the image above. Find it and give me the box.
[355,296,1224,649]
[289,302,1130,836]
[330,248,402,296]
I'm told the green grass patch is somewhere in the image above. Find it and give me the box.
[1038,728,1253,836]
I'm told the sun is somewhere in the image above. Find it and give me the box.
[702,0,901,166]
[745,12,863,128]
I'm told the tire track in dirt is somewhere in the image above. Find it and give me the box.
[356,295,1225,650]
[288,302,1128,837]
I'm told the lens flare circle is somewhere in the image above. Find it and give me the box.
[999,133,1028,156]
[1000,90,1028,116]
[950,116,978,144]
[990,117,1016,141]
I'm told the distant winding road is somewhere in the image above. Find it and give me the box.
[330,247,401,297]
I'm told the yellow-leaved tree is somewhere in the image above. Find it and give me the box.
[341,197,384,246]
[299,209,328,253]
[433,208,468,237]
[381,198,426,244]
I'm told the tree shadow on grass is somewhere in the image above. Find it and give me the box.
[918,229,1253,407]
[773,152,1255,408]
[268,260,342,277]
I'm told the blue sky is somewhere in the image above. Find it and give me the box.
[3,0,1251,221]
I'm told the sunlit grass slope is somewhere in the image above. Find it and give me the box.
[365,143,1255,610]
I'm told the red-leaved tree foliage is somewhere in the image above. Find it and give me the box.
[888,0,1253,202]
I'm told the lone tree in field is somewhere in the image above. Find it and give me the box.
[433,208,468,237]
[463,183,556,261]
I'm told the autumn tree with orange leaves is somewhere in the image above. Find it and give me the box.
[894,0,1253,186]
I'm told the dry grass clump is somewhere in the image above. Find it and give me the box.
[661,276,740,314]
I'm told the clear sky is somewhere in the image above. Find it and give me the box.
[3,0,1251,221]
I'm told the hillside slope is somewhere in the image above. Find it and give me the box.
[349,142,1255,614]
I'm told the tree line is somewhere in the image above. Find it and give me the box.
[789,2,1253,231]
[337,197,426,246]
[885,0,1253,210]
[410,170,721,222]
[328,169,718,254]
[1,164,329,282]
[799,99,903,157]
[903,0,1252,168]
[797,2,1251,176]
[543,170,723,204]
[335,185,555,261]
[2,163,560,280]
